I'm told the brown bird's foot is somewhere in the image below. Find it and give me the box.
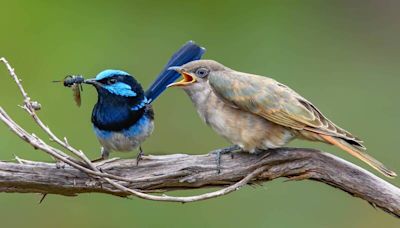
[136,146,144,166]
[210,145,242,174]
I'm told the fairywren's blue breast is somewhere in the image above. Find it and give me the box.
[85,70,154,161]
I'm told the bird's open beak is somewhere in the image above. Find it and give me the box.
[167,66,197,87]
[84,78,100,87]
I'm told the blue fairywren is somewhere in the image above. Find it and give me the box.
[84,41,205,162]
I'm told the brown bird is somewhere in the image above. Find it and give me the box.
[168,60,396,177]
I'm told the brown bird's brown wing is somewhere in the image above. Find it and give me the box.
[209,71,397,177]
[209,71,361,144]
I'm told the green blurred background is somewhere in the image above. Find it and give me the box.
[0,0,399,227]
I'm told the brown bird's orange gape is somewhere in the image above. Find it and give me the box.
[168,60,396,178]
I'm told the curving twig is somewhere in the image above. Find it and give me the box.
[0,58,399,218]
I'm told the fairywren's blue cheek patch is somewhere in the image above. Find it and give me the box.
[103,82,137,97]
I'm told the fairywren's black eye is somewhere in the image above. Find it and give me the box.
[107,78,117,85]
[195,67,209,78]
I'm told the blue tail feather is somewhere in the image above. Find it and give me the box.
[145,41,206,103]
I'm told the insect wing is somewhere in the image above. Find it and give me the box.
[71,84,82,107]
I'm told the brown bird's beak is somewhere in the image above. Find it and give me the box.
[167,66,197,87]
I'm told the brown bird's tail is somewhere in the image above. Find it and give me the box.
[320,135,397,178]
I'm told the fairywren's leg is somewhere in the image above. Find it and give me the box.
[210,145,242,174]
[91,147,110,163]
[101,147,110,160]
[136,146,144,165]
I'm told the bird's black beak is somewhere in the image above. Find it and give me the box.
[84,78,100,87]
[167,66,197,87]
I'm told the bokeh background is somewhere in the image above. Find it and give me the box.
[0,0,399,227]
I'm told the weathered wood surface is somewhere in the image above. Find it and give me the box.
[0,148,398,217]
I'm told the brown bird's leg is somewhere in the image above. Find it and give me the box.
[210,145,242,174]
[136,146,144,166]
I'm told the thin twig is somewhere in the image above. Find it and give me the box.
[0,57,94,169]
[104,166,268,202]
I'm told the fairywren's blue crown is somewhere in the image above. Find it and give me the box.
[95,69,130,80]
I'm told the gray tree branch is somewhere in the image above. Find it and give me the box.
[0,148,399,218]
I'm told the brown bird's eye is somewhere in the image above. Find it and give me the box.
[107,78,117,85]
[195,67,209,78]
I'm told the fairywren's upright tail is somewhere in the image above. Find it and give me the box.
[145,41,206,103]
[85,41,206,162]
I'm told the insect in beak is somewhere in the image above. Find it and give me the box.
[53,75,85,107]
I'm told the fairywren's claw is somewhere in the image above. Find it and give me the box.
[136,146,144,166]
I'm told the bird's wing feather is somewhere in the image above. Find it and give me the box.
[208,71,362,144]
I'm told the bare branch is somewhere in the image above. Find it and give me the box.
[0,150,398,217]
